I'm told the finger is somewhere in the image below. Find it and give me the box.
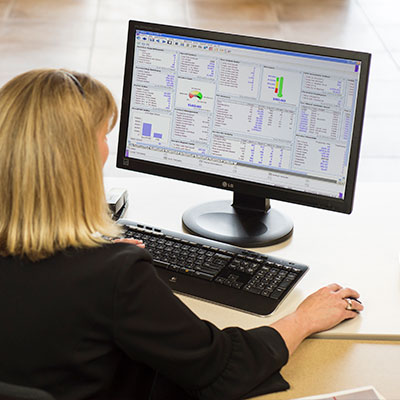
[344,310,359,320]
[338,287,361,300]
[326,283,343,292]
[113,238,145,246]
[114,238,142,243]
[343,297,364,313]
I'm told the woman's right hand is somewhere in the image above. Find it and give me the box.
[270,283,363,355]
[294,283,363,337]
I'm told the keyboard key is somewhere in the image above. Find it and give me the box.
[279,278,293,289]
[195,271,214,281]
[154,260,170,269]
[271,287,285,299]
[261,290,272,297]
[245,286,262,295]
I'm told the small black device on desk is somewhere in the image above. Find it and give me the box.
[119,219,308,316]
[106,188,128,220]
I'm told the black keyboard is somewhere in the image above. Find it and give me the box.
[119,220,308,316]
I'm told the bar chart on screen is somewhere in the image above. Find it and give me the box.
[130,109,170,146]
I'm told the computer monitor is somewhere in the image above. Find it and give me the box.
[117,20,370,247]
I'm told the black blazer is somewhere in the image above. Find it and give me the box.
[0,243,289,399]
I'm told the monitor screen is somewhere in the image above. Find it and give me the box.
[117,20,370,247]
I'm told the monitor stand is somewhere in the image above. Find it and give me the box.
[182,192,293,248]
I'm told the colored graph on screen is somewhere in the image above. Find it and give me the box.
[262,69,302,105]
[274,77,284,98]
[189,90,203,100]
[130,110,170,145]
[142,122,163,139]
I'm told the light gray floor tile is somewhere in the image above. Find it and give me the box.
[276,0,369,25]
[374,25,400,53]
[89,46,126,77]
[93,20,129,49]
[0,42,91,76]
[357,1,400,25]
[367,51,400,84]
[391,52,400,69]
[361,117,400,157]
[188,20,284,39]
[281,22,385,52]
[97,0,188,24]
[364,76,400,117]
[357,157,400,183]
[2,19,95,47]
[187,0,279,24]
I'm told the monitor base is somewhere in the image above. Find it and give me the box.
[182,198,293,248]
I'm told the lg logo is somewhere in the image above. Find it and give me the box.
[222,181,234,189]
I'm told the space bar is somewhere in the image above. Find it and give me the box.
[153,259,214,281]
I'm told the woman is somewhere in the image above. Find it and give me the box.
[0,69,363,400]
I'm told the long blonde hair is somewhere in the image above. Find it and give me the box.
[0,69,121,261]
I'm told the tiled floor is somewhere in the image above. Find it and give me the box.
[1,0,400,182]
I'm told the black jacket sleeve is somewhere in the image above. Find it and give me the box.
[112,247,289,400]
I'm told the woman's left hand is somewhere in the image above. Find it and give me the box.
[113,238,145,248]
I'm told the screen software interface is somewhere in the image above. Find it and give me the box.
[124,29,362,200]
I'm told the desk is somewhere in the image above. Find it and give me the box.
[104,176,400,397]
[258,339,400,400]
[105,176,400,340]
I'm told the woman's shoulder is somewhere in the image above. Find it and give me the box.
[0,242,151,265]
[61,242,152,268]
[0,243,154,287]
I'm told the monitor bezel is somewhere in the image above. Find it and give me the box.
[117,20,371,214]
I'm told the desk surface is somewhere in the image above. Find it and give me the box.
[257,339,400,400]
[105,176,400,340]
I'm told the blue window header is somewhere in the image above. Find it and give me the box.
[136,30,360,66]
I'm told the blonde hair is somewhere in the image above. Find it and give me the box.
[0,69,121,261]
